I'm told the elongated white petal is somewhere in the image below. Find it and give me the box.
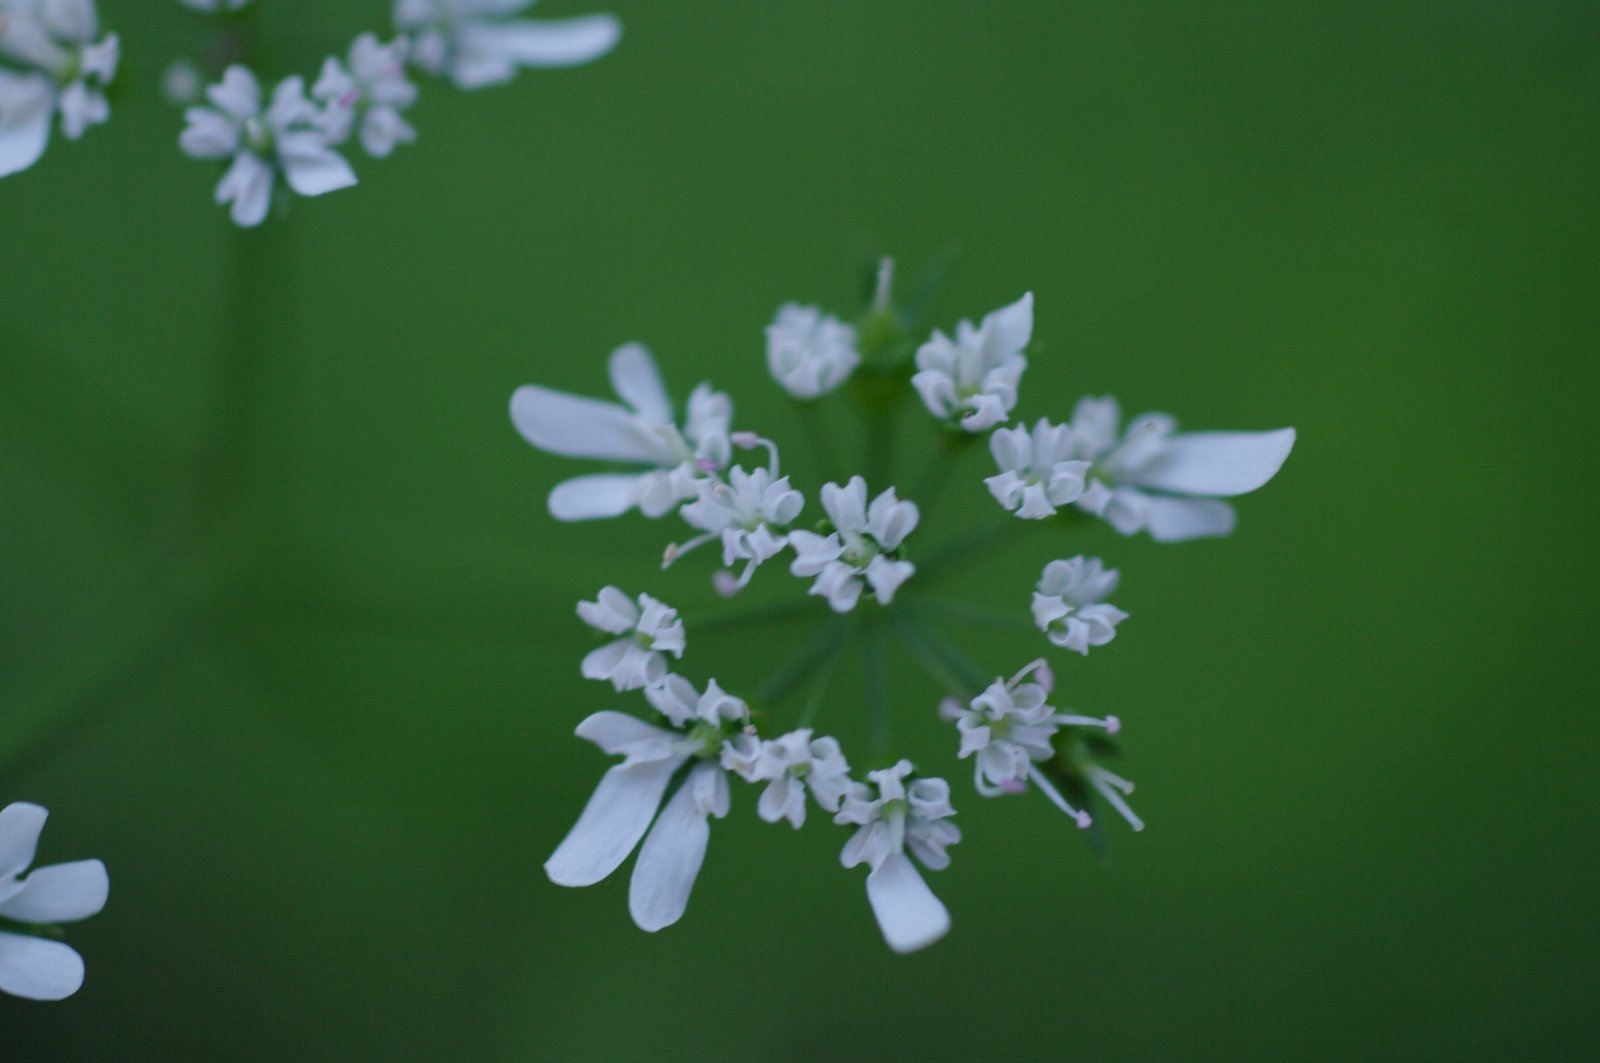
[544,756,682,887]
[1145,496,1236,542]
[0,932,84,1001]
[864,852,950,954]
[0,804,46,881]
[490,15,622,67]
[984,291,1033,355]
[573,710,675,756]
[1121,427,1295,496]
[0,72,55,179]
[216,151,273,228]
[606,343,672,426]
[510,385,673,464]
[548,473,641,520]
[278,138,358,197]
[628,764,724,932]
[0,860,107,924]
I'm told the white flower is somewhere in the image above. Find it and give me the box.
[395,0,620,91]
[0,801,108,1001]
[1031,556,1127,655]
[313,34,419,158]
[510,343,733,521]
[544,704,744,932]
[674,434,804,592]
[835,761,958,954]
[0,0,118,179]
[161,59,203,105]
[576,586,684,691]
[720,728,852,828]
[179,65,358,228]
[911,292,1032,432]
[985,418,1091,519]
[788,476,918,612]
[643,673,748,729]
[1062,396,1297,542]
[765,303,859,399]
[174,0,250,11]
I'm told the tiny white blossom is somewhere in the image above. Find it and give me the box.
[179,65,358,228]
[911,292,1032,432]
[0,0,118,179]
[1061,396,1297,542]
[985,418,1091,519]
[765,303,860,399]
[720,728,852,828]
[674,433,804,592]
[313,34,419,158]
[0,801,109,1001]
[644,673,748,730]
[511,344,733,521]
[835,761,959,954]
[1032,556,1127,655]
[788,476,918,613]
[576,586,684,691]
[395,0,620,91]
[544,702,745,932]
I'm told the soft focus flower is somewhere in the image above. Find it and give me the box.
[835,761,959,954]
[720,729,852,828]
[1062,396,1296,542]
[1031,556,1127,655]
[765,303,859,399]
[544,694,745,932]
[395,0,620,91]
[174,0,251,11]
[511,344,733,521]
[179,65,358,227]
[0,801,108,1001]
[788,476,918,612]
[985,417,1091,519]
[161,59,204,105]
[0,0,118,178]
[577,586,684,691]
[911,292,1032,432]
[313,34,419,158]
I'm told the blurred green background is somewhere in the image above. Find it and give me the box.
[3,0,1597,1058]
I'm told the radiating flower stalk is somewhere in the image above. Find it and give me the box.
[513,259,1297,953]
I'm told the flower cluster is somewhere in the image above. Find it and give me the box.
[0,801,108,1001]
[2,0,621,228]
[513,261,1296,951]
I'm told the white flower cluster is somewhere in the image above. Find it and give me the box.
[512,269,1296,951]
[0,801,108,1001]
[2,0,621,226]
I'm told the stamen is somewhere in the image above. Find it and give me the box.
[872,257,895,313]
[1088,767,1144,831]
[1028,766,1092,830]
[936,697,964,721]
[1007,657,1051,690]
[731,431,781,477]
[662,532,716,568]
[712,570,740,598]
[1052,712,1119,733]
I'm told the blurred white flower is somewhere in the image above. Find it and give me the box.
[985,417,1091,519]
[314,34,419,158]
[395,0,620,90]
[788,476,918,612]
[765,303,859,399]
[1063,396,1296,542]
[576,586,684,691]
[179,65,358,227]
[720,728,852,828]
[1031,556,1127,655]
[911,292,1032,432]
[161,59,204,105]
[0,0,118,178]
[0,801,109,1001]
[174,0,251,11]
[511,343,733,521]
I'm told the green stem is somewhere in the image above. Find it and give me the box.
[792,399,843,485]
[895,613,993,695]
[908,429,978,518]
[914,595,1036,631]
[692,599,819,635]
[757,620,847,708]
[796,620,851,729]
[863,615,890,757]
[886,612,966,698]
[915,518,1023,584]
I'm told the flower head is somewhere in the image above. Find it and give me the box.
[788,476,918,612]
[720,728,852,828]
[313,33,419,158]
[911,292,1032,432]
[1031,556,1127,655]
[0,801,109,1001]
[765,303,859,399]
[511,344,733,521]
[577,586,685,690]
[985,417,1092,519]
[1062,396,1296,542]
[395,0,620,91]
[179,65,358,227]
[0,0,118,178]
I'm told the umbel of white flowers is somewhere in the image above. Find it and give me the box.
[0,801,108,1001]
[513,276,1295,952]
[0,0,118,178]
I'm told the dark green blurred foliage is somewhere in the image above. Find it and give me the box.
[2,0,1597,1058]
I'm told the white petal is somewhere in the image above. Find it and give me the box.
[864,852,950,955]
[509,385,673,464]
[279,139,358,197]
[0,860,108,923]
[606,343,672,426]
[0,932,84,1001]
[1120,427,1296,497]
[983,291,1033,355]
[0,803,46,878]
[627,763,724,932]
[0,72,54,179]
[206,65,261,120]
[548,473,642,520]
[178,107,240,159]
[572,711,676,756]
[544,757,681,887]
[1145,496,1237,542]
[216,151,273,228]
[488,15,622,67]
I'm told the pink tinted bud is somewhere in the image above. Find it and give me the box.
[696,456,719,473]
[1105,715,1122,735]
[1074,811,1093,830]
[999,778,1027,795]
[712,571,741,598]
[731,431,760,449]
[1035,661,1055,693]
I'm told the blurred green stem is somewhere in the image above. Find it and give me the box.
[863,615,889,757]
